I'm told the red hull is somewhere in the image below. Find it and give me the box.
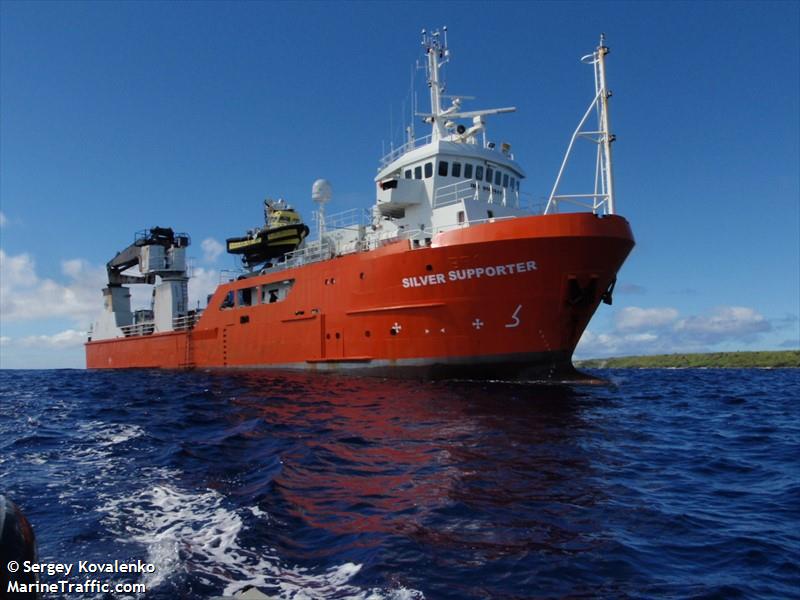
[86,214,634,378]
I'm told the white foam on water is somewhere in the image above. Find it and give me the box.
[80,421,145,446]
[24,453,47,465]
[100,481,424,599]
[249,505,269,519]
[37,419,424,599]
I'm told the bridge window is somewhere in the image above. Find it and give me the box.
[424,162,433,178]
[503,174,509,187]
[237,287,257,307]
[510,177,516,190]
[495,170,502,186]
[438,161,448,176]
[452,162,461,177]
[464,163,473,178]
[220,291,234,310]
[414,165,422,179]
[486,167,493,183]
[457,210,465,224]
[475,166,484,181]
[404,169,412,179]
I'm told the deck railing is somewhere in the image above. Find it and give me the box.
[120,322,155,337]
[378,134,433,167]
[118,311,203,338]
[173,312,203,331]
[432,180,543,211]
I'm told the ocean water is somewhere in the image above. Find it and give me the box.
[1,368,798,599]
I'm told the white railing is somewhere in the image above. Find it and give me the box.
[433,180,480,208]
[121,322,155,337]
[378,134,433,167]
[256,239,334,275]
[432,180,544,213]
[321,207,370,230]
[173,312,203,331]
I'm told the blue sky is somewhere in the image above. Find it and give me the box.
[1,1,798,368]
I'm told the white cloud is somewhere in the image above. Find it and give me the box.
[19,329,87,349]
[576,329,661,357]
[188,266,220,308]
[577,305,774,358]
[614,306,679,331]
[0,250,105,324]
[0,250,38,290]
[0,336,10,346]
[674,306,770,343]
[201,238,224,263]
[0,211,7,227]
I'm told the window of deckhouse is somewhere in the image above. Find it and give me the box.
[495,170,502,186]
[503,174,509,187]
[486,167,494,183]
[405,169,412,179]
[237,287,256,307]
[438,161,449,177]
[464,163,473,178]
[414,166,422,179]
[510,177,516,189]
[424,162,433,178]
[220,291,234,310]
[452,162,462,177]
[475,166,484,180]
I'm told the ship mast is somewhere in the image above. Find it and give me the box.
[417,27,517,147]
[546,34,617,215]
[421,27,449,142]
[596,34,615,214]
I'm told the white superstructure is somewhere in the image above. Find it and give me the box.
[370,28,529,246]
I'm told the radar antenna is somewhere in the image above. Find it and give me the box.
[418,27,516,144]
[311,179,332,241]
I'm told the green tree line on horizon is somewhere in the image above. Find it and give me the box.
[575,350,800,369]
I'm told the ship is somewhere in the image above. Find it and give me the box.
[85,30,634,379]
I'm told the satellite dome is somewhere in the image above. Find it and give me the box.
[311,179,332,204]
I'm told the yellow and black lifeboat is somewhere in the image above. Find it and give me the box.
[226,199,310,268]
